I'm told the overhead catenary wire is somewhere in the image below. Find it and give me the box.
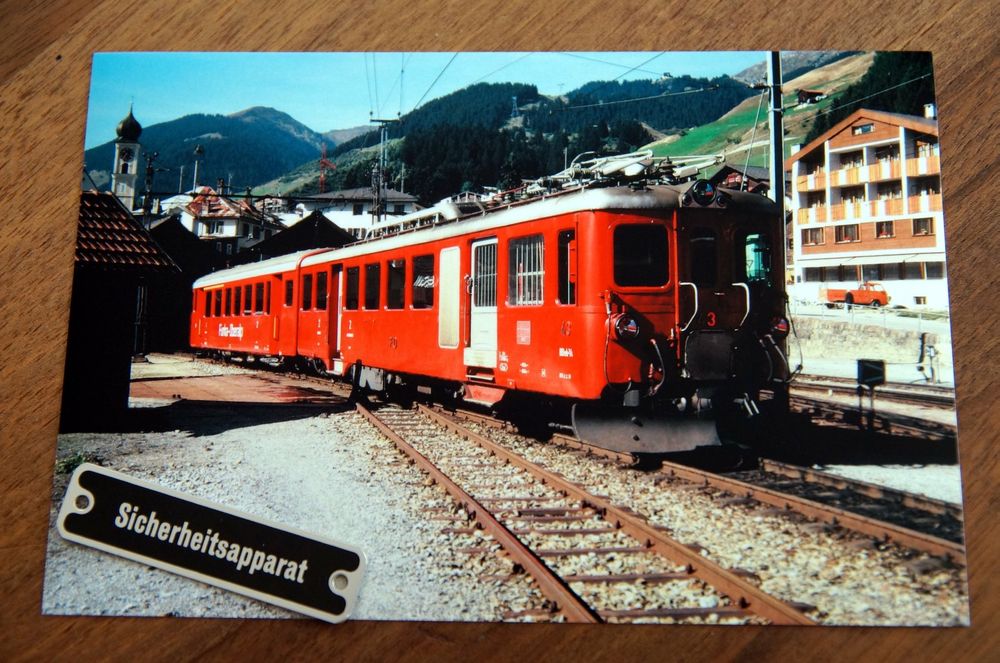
[558,52,666,77]
[410,53,459,112]
[558,85,720,111]
[467,52,535,87]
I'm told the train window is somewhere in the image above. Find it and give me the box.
[243,285,252,314]
[508,235,544,305]
[557,229,577,305]
[254,283,264,313]
[213,290,222,317]
[346,267,359,310]
[614,225,668,287]
[739,232,772,283]
[284,279,294,307]
[387,259,405,310]
[265,281,271,314]
[234,286,242,316]
[365,263,381,309]
[316,271,328,310]
[224,288,232,316]
[689,228,717,287]
[302,274,313,310]
[412,255,434,309]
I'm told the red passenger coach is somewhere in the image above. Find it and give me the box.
[192,154,793,454]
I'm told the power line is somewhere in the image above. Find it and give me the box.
[810,72,933,118]
[411,53,459,111]
[558,52,665,77]
[363,54,374,116]
[467,52,535,86]
[559,85,720,111]
[574,51,667,100]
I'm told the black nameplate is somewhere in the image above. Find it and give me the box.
[57,464,365,623]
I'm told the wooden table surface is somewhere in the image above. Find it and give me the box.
[1,1,997,659]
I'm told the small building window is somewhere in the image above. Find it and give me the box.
[835,224,860,243]
[302,274,313,310]
[925,262,944,279]
[557,229,577,305]
[803,267,825,282]
[852,123,874,135]
[393,204,404,215]
[913,218,934,236]
[353,203,364,215]
[346,267,359,310]
[387,259,405,310]
[284,279,294,307]
[412,255,434,309]
[876,221,894,238]
[900,262,922,280]
[802,227,824,246]
[863,264,881,281]
[316,271,328,310]
[364,263,381,309]
[508,235,544,305]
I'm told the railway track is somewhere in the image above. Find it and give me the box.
[445,407,965,566]
[792,375,955,408]
[356,402,815,625]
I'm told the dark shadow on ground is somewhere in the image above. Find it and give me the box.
[66,399,356,438]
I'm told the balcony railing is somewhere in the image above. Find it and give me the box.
[908,193,942,213]
[906,155,941,177]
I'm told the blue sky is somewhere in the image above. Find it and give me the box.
[85,51,768,149]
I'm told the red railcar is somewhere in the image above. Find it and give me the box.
[192,174,791,453]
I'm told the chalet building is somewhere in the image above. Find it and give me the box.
[62,191,178,431]
[796,89,827,105]
[296,187,421,239]
[179,186,285,257]
[710,164,774,195]
[785,107,946,308]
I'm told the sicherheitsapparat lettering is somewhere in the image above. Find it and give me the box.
[114,502,309,583]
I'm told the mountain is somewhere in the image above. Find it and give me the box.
[324,125,371,145]
[83,107,334,194]
[732,51,860,85]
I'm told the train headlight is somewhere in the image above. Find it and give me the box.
[690,179,717,206]
[613,313,641,340]
[769,316,790,339]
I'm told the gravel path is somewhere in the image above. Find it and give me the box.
[43,406,532,621]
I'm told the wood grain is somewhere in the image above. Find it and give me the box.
[1,1,997,659]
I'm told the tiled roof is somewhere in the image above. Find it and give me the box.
[75,191,178,271]
[186,186,284,228]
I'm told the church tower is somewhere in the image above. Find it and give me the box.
[111,105,142,211]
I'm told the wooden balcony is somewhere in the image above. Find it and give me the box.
[867,159,902,182]
[907,193,942,213]
[906,155,941,177]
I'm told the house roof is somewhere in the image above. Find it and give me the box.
[786,108,939,169]
[711,164,772,183]
[75,191,178,271]
[185,186,284,229]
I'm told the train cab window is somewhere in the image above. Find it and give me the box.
[213,290,222,317]
[412,254,434,309]
[244,285,252,314]
[346,267,359,310]
[284,279,294,307]
[508,234,544,305]
[234,286,242,316]
[302,274,313,310]
[737,232,772,284]
[316,271,328,310]
[557,229,577,305]
[365,263,381,309]
[688,228,717,287]
[387,259,405,309]
[614,224,668,287]
[254,283,264,313]
[224,288,232,316]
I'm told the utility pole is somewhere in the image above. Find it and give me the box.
[766,51,788,274]
[370,118,397,226]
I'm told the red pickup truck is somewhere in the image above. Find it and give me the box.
[821,282,891,308]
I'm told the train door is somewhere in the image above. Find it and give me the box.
[328,265,342,358]
[464,237,497,368]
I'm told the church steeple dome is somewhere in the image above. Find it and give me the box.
[115,105,142,142]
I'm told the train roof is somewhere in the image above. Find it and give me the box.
[193,181,778,287]
[193,248,336,288]
[300,182,777,268]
